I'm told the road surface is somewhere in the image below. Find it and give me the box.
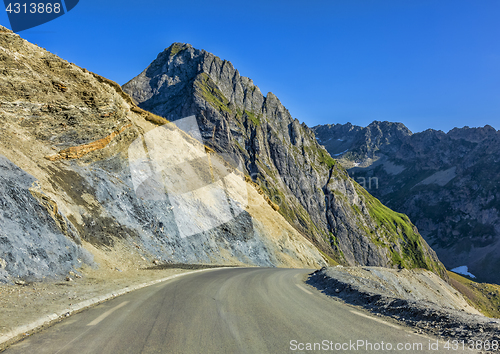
[5,268,446,353]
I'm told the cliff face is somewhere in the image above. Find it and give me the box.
[123,43,445,276]
[314,121,500,284]
[0,28,328,283]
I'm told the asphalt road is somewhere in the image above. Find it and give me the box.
[5,268,448,354]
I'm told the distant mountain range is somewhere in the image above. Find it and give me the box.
[313,122,500,284]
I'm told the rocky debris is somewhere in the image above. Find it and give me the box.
[123,43,445,276]
[0,27,326,283]
[308,267,500,350]
[313,266,480,313]
[314,121,500,284]
[0,155,92,283]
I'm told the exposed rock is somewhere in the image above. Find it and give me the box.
[0,155,91,283]
[0,27,326,283]
[123,43,445,276]
[314,121,500,284]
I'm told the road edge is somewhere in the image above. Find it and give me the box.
[0,267,226,350]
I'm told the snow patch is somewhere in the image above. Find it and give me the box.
[451,266,476,279]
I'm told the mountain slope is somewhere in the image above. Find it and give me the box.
[123,43,445,276]
[314,121,500,284]
[0,27,328,283]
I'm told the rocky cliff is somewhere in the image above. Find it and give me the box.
[123,43,445,276]
[0,27,328,283]
[314,121,500,284]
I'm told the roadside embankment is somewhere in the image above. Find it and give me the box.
[307,266,500,348]
[0,265,229,351]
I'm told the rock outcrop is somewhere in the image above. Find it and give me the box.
[314,121,500,284]
[123,43,445,276]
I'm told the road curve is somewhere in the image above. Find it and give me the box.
[5,268,446,354]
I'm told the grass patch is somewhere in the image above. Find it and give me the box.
[194,73,232,114]
[130,106,169,126]
[317,147,336,168]
[304,145,336,169]
[357,185,431,270]
[318,249,339,266]
[245,109,261,126]
[168,43,187,57]
[448,271,500,318]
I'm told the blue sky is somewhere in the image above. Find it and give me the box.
[1,0,499,133]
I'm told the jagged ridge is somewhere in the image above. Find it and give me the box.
[314,121,500,284]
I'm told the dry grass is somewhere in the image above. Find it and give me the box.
[448,271,500,318]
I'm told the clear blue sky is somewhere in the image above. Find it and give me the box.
[1,0,499,133]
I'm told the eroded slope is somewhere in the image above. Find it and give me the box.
[0,27,325,283]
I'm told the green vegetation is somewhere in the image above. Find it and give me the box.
[253,175,327,247]
[318,249,339,266]
[234,140,246,153]
[356,184,431,270]
[391,252,403,267]
[194,73,232,113]
[130,106,169,126]
[318,147,336,168]
[168,43,186,57]
[304,144,336,169]
[245,110,261,126]
[328,232,344,258]
[448,271,500,318]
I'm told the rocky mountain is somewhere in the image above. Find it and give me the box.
[314,121,500,284]
[123,43,445,276]
[0,27,330,283]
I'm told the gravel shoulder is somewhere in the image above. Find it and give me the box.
[0,266,197,351]
[0,238,242,351]
[307,266,500,351]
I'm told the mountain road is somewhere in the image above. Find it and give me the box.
[4,267,449,354]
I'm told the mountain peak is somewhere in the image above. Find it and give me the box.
[165,42,193,56]
[123,45,446,276]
